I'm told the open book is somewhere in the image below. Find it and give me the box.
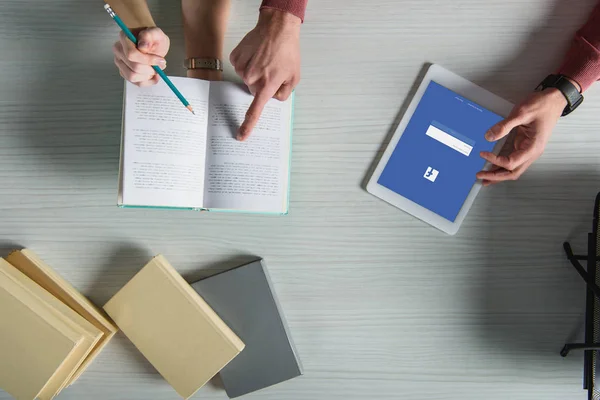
[118,77,293,214]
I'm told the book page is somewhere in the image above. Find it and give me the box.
[204,81,292,213]
[121,77,210,208]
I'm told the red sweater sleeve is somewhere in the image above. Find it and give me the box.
[260,0,308,22]
[558,2,600,92]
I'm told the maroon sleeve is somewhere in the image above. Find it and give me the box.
[558,2,600,92]
[260,0,308,22]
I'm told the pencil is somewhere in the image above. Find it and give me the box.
[104,3,195,115]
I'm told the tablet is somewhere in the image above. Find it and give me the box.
[366,64,513,235]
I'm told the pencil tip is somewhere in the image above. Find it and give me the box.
[186,105,195,115]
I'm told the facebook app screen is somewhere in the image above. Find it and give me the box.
[377,81,503,222]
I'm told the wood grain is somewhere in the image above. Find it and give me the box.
[0,0,599,399]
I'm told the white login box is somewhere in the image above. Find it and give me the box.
[425,124,473,156]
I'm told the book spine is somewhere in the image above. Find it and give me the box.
[259,260,303,373]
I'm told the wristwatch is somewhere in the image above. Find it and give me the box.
[184,58,223,71]
[535,74,583,116]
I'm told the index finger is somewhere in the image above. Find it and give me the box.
[237,86,277,141]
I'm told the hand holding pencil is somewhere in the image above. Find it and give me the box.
[112,27,169,88]
[105,4,194,114]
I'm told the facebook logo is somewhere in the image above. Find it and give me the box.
[424,167,439,182]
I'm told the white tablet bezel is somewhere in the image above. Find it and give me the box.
[366,64,514,235]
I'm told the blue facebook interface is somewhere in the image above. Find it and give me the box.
[377,81,503,222]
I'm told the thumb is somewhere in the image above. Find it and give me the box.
[485,114,525,142]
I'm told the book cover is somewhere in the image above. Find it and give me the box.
[191,259,302,398]
[5,249,118,386]
[0,261,84,400]
[103,255,245,399]
[0,258,103,399]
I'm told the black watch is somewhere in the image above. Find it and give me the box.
[535,74,583,116]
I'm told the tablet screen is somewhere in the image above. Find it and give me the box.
[377,81,504,222]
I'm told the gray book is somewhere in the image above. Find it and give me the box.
[191,260,302,398]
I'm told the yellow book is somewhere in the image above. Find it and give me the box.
[0,260,103,400]
[0,269,83,400]
[103,255,245,399]
[6,249,118,386]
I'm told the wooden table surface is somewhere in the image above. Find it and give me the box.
[1,0,599,399]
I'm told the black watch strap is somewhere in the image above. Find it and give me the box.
[535,74,583,116]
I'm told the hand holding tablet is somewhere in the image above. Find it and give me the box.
[366,64,513,235]
[476,89,568,186]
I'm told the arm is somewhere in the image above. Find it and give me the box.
[181,0,231,81]
[260,0,308,22]
[104,0,155,28]
[477,3,600,185]
[558,2,600,92]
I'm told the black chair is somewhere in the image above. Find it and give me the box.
[561,192,600,400]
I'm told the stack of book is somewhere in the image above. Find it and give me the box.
[103,255,303,399]
[0,251,302,399]
[0,249,118,400]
